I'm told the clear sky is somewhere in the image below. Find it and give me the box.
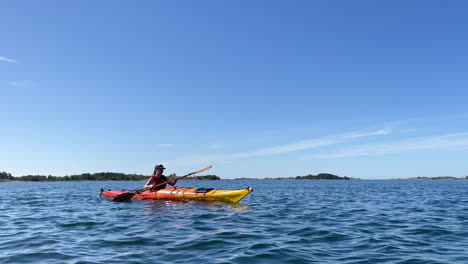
[1,1,468,179]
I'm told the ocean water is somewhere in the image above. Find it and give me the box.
[1,180,468,264]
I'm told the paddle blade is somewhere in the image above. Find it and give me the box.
[112,192,136,202]
[189,166,212,176]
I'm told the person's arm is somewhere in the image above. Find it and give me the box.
[165,176,178,186]
[143,177,154,189]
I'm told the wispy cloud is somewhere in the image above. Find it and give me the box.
[306,133,468,159]
[163,129,390,166]
[247,129,390,156]
[341,129,390,138]
[0,56,16,63]
[9,81,33,87]
[158,144,174,147]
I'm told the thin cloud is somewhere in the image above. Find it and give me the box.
[163,129,390,166]
[341,129,390,139]
[306,133,468,159]
[0,56,16,63]
[9,81,33,87]
[250,129,390,156]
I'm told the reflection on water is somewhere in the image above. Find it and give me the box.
[141,199,251,216]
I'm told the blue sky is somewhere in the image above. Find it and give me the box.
[1,1,468,179]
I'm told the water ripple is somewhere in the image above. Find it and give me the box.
[1,180,468,263]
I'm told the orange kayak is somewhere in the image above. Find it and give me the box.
[102,186,253,203]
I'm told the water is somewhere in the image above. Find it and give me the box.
[1,180,468,264]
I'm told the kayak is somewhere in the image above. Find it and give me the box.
[102,186,253,203]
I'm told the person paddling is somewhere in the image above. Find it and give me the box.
[143,164,178,190]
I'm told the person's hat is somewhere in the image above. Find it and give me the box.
[155,164,166,169]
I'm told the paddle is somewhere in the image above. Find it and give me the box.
[112,166,213,202]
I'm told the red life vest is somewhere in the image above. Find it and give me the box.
[150,175,168,190]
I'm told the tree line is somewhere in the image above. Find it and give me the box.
[1,172,149,181]
[0,172,14,180]
[245,173,352,180]
[294,173,351,180]
[184,175,221,180]
[0,171,221,182]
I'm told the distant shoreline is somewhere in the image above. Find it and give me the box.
[0,172,221,182]
[1,178,467,183]
[0,178,219,183]
[1,172,467,182]
[4,178,467,183]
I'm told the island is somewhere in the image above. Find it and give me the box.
[405,176,462,180]
[236,173,354,180]
[180,175,221,180]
